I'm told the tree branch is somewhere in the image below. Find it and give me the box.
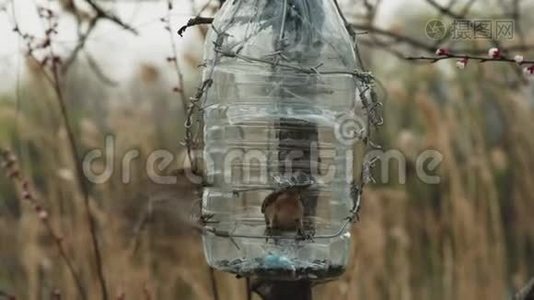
[62,17,99,72]
[425,0,463,18]
[352,23,534,56]
[84,0,137,35]
[406,53,534,64]
[0,149,87,300]
[352,23,436,53]
[177,16,214,37]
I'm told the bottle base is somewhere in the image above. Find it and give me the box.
[213,257,345,280]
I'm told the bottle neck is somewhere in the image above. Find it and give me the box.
[269,0,326,61]
[211,0,357,71]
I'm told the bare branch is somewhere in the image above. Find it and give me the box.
[163,5,187,111]
[352,23,534,56]
[8,2,111,298]
[406,53,534,64]
[62,17,99,72]
[84,50,119,86]
[0,149,87,300]
[425,0,462,19]
[177,16,214,37]
[352,23,436,53]
[84,0,137,35]
[406,49,534,81]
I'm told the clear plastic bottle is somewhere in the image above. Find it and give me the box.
[201,0,366,280]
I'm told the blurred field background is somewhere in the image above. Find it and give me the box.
[1,0,534,299]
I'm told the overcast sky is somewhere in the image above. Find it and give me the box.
[0,0,406,93]
[0,0,200,91]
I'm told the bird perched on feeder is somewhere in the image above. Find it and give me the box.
[261,184,311,240]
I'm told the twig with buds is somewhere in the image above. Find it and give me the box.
[406,48,534,76]
[0,148,86,300]
[162,3,188,113]
[8,3,109,299]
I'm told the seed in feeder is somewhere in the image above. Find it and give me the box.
[263,254,294,270]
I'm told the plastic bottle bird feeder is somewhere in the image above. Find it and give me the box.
[187,0,381,281]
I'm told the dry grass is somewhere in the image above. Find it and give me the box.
[1,15,534,300]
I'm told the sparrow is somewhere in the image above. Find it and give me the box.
[261,185,310,240]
